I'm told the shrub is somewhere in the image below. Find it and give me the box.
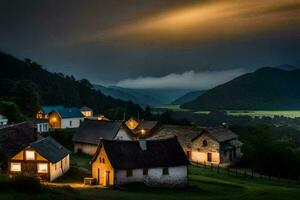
[10,175,43,193]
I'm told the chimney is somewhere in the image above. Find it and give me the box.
[138,138,147,151]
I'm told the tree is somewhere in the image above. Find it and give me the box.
[145,105,153,120]
[13,80,40,117]
[0,101,25,123]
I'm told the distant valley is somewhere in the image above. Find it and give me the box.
[93,84,193,107]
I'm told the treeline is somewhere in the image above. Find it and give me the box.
[0,52,145,121]
[232,125,300,179]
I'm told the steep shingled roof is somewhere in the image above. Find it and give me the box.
[30,137,70,163]
[203,127,238,142]
[41,105,64,114]
[73,119,122,145]
[91,137,189,169]
[0,122,37,159]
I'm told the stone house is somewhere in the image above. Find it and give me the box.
[90,137,189,187]
[150,125,242,166]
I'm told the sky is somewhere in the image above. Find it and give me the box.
[0,0,299,90]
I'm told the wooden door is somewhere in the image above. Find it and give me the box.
[207,153,212,162]
[105,171,110,186]
[97,168,100,184]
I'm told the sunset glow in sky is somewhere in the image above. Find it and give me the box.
[0,0,299,89]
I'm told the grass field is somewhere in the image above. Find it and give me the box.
[70,153,92,169]
[156,104,300,118]
[225,110,300,118]
[1,165,299,200]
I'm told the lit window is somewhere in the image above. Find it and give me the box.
[38,163,48,173]
[11,163,21,172]
[26,150,35,160]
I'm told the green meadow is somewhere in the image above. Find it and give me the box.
[156,104,300,118]
[1,166,299,200]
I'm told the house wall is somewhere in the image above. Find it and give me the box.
[91,146,114,186]
[8,147,50,181]
[220,145,242,165]
[49,112,61,128]
[115,166,188,187]
[49,155,70,181]
[74,143,98,155]
[61,117,83,129]
[37,123,49,133]
[114,128,132,141]
[190,133,220,164]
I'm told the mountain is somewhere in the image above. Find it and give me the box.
[93,84,190,106]
[181,67,300,110]
[171,90,206,105]
[275,64,298,71]
[0,51,144,119]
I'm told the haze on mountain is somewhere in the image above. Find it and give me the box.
[182,66,300,110]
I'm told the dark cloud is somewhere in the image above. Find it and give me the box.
[0,0,299,88]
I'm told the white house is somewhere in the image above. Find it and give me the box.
[8,137,70,182]
[33,119,49,133]
[48,108,84,129]
[90,137,189,187]
[0,114,8,126]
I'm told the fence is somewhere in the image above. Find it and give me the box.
[191,161,300,185]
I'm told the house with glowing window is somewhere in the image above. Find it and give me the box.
[123,117,159,139]
[80,106,93,118]
[8,137,70,182]
[36,105,64,119]
[49,107,84,129]
[150,126,242,166]
[90,137,189,187]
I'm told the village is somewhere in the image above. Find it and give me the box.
[0,105,242,187]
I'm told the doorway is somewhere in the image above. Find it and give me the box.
[207,152,212,162]
[105,171,110,186]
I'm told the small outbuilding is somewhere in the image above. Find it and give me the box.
[90,137,189,187]
[8,137,70,181]
[80,106,93,118]
[0,114,8,126]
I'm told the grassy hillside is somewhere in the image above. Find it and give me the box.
[182,67,300,110]
[1,166,299,200]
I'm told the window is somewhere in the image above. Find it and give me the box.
[25,150,35,160]
[11,163,21,172]
[126,169,133,177]
[162,167,169,175]
[202,140,208,147]
[143,168,148,175]
[38,163,48,173]
[69,120,72,126]
[103,158,105,163]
